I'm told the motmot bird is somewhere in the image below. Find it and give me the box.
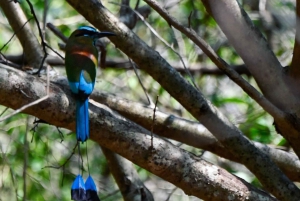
[65,26,115,142]
[66,26,115,201]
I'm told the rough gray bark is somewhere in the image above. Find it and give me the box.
[201,0,298,110]
[65,0,300,200]
[0,0,44,68]
[91,91,300,182]
[200,0,300,157]
[0,64,277,201]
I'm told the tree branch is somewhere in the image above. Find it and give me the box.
[0,0,44,68]
[102,147,154,201]
[200,0,300,167]
[4,53,252,76]
[65,0,300,200]
[290,0,300,80]
[91,91,300,182]
[0,64,277,201]
[200,0,300,112]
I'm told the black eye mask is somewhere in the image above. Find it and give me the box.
[75,30,97,37]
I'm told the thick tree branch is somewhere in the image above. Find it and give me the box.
[141,0,300,155]
[200,0,300,165]
[119,0,137,29]
[0,0,44,68]
[65,1,300,200]
[0,64,277,201]
[200,0,300,112]
[91,91,300,182]
[290,0,300,79]
[102,147,154,201]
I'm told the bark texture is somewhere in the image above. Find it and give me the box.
[0,0,44,68]
[91,92,300,182]
[200,0,300,158]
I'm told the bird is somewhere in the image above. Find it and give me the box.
[65,26,115,142]
[65,26,115,201]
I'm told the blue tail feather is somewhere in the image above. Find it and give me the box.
[71,175,86,200]
[85,175,100,201]
[76,99,89,142]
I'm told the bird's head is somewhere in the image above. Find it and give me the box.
[68,26,115,44]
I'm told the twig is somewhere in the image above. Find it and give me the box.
[44,42,65,60]
[25,0,48,75]
[150,95,159,149]
[0,17,33,52]
[30,118,39,142]
[128,58,153,106]
[143,0,287,127]
[46,22,68,43]
[43,142,78,169]
[100,189,120,200]
[56,127,64,142]
[0,107,9,117]
[110,1,199,90]
[165,187,177,201]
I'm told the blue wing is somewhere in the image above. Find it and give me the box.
[69,70,94,142]
[68,70,95,97]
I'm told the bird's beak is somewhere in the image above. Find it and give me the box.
[94,32,116,38]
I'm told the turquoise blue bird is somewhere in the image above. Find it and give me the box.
[65,26,115,201]
[65,26,115,142]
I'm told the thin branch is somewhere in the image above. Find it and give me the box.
[0,107,9,117]
[44,43,65,60]
[43,142,78,170]
[0,17,33,52]
[110,1,199,90]
[100,190,120,200]
[25,0,48,74]
[102,147,154,201]
[199,0,300,171]
[0,0,43,68]
[46,22,68,43]
[200,0,300,112]
[150,95,159,148]
[143,0,287,129]
[129,58,153,105]
[165,187,177,201]
[290,0,300,79]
